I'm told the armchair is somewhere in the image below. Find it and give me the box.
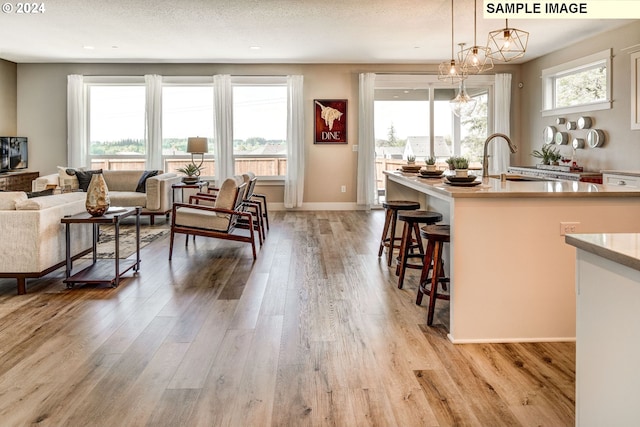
[168,176,257,261]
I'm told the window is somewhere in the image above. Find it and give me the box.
[542,49,611,116]
[88,85,146,170]
[373,75,493,197]
[162,85,214,177]
[232,81,287,177]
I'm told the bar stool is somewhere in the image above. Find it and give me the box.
[396,210,443,289]
[416,224,450,326]
[378,200,420,266]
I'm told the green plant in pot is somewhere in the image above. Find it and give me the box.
[177,163,203,184]
[406,154,416,164]
[425,155,437,171]
[532,144,560,166]
[453,157,470,177]
[445,156,456,170]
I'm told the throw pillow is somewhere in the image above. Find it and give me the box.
[26,188,55,198]
[58,166,85,190]
[135,170,160,193]
[68,169,103,192]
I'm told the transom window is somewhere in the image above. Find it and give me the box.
[542,49,612,116]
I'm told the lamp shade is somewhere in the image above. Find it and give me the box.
[186,137,208,154]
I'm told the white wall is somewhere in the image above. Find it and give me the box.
[520,21,640,172]
[0,59,17,135]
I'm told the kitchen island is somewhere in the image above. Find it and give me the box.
[565,233,640,426]
[384,170,640,343]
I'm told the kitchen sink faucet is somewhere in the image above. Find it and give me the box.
[482,133,518,178]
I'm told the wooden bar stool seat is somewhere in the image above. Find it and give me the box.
[396,210,443,289]
[416,224,451,326]
[378,200,420,266]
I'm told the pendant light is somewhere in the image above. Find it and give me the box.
[449,79,477,117]
[487,19,529,62]
[459,0,493,74]
[438,0,466,84]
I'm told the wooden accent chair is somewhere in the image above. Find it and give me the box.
[168,176,257,260]
[197,172,266,244]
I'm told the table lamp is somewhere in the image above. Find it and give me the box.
[186,137,208,176]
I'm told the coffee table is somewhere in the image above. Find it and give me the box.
[61,206,141,288]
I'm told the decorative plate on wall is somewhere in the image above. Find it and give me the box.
[587,129,605,148]
[572,138,585,149]
[555,131,569,145]
[543,126,556,144]
[577,116,592,129]
[566,121,577,130]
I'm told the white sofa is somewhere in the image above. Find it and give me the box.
[33,169,182,224]
[0,191,92,295]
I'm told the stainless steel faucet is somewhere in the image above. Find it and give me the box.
[482,133,518,178]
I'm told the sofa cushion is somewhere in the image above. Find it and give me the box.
[0,191,28,210]
[69,169,103,192]
[58,166,85,190]
[108,191,147,208]
[15,192,86,210]
[214,176,243,211]
[136,170,160,193]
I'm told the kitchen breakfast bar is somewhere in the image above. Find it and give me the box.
[384,170,640,343]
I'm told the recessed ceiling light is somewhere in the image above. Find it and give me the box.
[83,45,95,50]
[249,46,261,50]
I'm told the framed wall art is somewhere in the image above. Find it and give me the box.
[314,99,347,144]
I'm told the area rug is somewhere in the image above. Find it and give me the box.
[83,224,170,259]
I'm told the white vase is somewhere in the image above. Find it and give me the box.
[425,164,436,171]
[455,169,469,177]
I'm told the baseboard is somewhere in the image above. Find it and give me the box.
[447,333,576,344]
[268,202,366,211]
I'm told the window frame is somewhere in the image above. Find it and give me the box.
[231,76,288,180]
[541,48,612,117]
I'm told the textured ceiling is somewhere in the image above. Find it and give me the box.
[0,0,633,63]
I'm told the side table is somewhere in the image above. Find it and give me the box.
[172,181,209,203]
[61,206,141,288]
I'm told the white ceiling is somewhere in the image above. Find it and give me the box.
[0,0,633,64]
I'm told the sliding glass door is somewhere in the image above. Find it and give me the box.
[373,75,493,204]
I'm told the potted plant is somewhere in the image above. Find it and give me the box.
[453,157,469,177]
[425,156,437,171]
[177,163,203,184]
[532,144,560,166]
[406,154,416,165]
[445,156,456,170]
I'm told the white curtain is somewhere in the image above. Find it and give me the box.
[145,74,163,170]
[67,74,87,167]
[284,75,305,208]
[491,73,512,174]
[357,73,376,208]
[213,74,234,183]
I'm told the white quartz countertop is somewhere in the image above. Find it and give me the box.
[565,233,640,272]
[384,170,640,199]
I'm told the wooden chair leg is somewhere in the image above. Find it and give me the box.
[169,230,175,260]
[387,210,398,267]
[396,222,412,287]
[416,239,435,306]
[378,208,393,257]
[426,241,443,326]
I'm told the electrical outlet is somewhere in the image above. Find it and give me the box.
[341,185,346,193]
[560,222,580,236]
[352,144,358,152]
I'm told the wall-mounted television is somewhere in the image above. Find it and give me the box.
[0,137,28,172]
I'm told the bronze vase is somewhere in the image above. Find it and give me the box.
[85,173,110,216]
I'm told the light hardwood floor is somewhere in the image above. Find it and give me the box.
[0,210,575,426]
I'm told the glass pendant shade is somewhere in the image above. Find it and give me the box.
[449,81,477,117]
[487,19,529,62]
